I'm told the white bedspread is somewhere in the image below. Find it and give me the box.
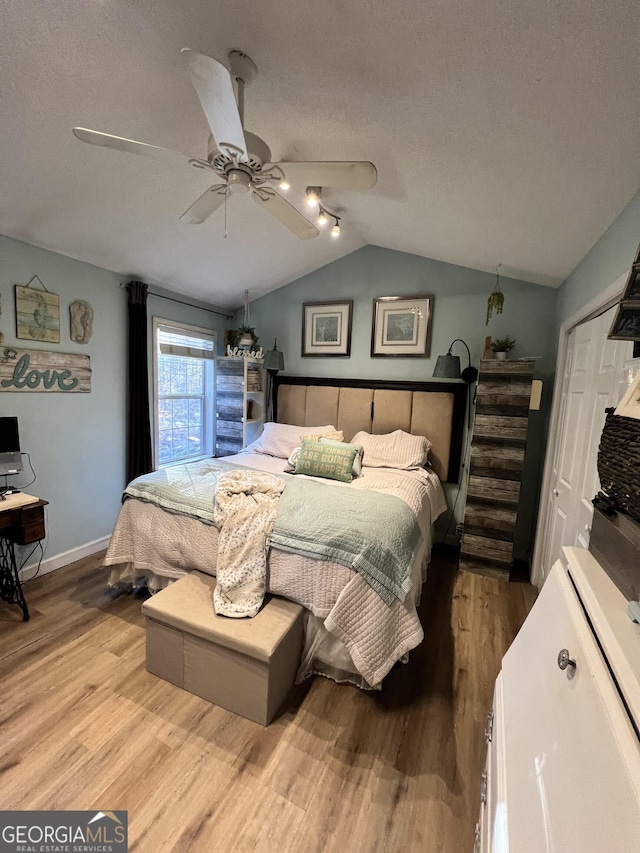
[104,452,447,687]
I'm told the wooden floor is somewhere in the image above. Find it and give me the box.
[0,547,535,853]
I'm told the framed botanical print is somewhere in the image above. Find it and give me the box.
[371,295,433,357]
[302,300,353,357]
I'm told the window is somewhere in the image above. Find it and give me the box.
[153,320,216,467]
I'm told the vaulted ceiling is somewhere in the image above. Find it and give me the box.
[0,0,638,308]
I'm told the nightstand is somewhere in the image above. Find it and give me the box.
[0,495,48,621]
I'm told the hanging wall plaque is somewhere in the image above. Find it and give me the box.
[15,275,60,343]
[0,347,91,392]
[69,300,94,343]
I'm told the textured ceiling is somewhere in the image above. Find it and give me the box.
[0,0,638,309]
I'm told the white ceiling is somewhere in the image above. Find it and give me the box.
[0,0,638,309]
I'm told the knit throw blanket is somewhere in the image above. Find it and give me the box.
[213,469,285,618]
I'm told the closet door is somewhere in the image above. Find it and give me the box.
[542,308,634,574]
[573,312,628,548]
[543,318,598,573]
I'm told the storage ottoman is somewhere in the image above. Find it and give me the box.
[141,570,305,725]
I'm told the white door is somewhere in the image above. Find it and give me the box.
[542,307,636,574]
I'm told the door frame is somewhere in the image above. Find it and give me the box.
[530,270,629,588]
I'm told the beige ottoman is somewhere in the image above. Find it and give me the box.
[141,571,305,726]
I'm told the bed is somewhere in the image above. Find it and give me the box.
[104,376,466,689]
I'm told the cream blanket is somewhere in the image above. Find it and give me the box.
[212,469,285,618]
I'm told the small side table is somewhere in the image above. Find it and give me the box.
[0,495,48,622]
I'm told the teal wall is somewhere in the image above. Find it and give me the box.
[557,191,640,325]
[0,234,228,570]
[243,245,559,559]
[3,185,635,576]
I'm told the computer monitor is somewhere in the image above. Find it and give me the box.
[0,417,23,477]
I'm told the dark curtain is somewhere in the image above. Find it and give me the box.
[126,280,153,483]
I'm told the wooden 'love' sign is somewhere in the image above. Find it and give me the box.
[0,347,91,392]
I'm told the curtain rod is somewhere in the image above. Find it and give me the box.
[120,282,233,320]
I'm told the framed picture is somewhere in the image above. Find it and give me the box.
[608,302,640,341]
[622,266,640,301]
[371,295,433,357]
[15,284,60,343]
[614,372,640,421]
[302,300,353,357]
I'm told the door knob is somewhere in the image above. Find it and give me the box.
[557,648,577,679]
[553,489,559,497]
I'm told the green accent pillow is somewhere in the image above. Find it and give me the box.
[294,438,359,482]
[319,437,364,477]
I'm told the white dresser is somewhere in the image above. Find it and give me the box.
[476,547,640,852]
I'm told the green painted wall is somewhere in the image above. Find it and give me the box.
[3,186,635,578]
[557,191,640,325]
[243,245,559,559]
[0,234,228,570]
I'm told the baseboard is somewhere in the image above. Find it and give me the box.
[19,535,111,581]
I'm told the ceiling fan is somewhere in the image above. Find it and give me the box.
[73,49,377,240]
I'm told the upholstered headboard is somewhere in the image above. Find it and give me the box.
[273,376,467,483]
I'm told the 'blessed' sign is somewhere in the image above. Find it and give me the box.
[0,347,91,393]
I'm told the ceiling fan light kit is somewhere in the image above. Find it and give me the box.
[313,194,341,234]
[305,187,321,207]
[72,48,377,241]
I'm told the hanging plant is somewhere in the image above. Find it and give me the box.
[229,289,259,350]
[230,325,259,349]
[486,264,505,325]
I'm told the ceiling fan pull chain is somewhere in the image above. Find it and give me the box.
[224,190,228,239]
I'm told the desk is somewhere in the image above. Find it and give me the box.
[0,495,48,622]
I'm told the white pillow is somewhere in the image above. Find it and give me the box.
[253,422,338,459]
[351,429,431,469]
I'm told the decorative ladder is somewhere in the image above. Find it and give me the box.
[459,359,535,580]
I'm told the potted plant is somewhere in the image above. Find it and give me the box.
[490,335,516,361]
[229,325,259,351]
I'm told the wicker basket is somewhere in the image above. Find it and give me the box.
[597,411,640,523]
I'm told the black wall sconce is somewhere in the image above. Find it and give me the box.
[432,339,478,384]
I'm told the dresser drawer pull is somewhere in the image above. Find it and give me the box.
[484,710,494,743]
[480,770,488,805]
[557,648,577,680]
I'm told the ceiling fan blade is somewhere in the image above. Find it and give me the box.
[181,49,247,162]
[267,161,378,190]
[252,191,319,240]
[180,184,228,224]
[72,128,212,171]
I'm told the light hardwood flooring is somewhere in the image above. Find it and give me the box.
[0,548,535,852]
